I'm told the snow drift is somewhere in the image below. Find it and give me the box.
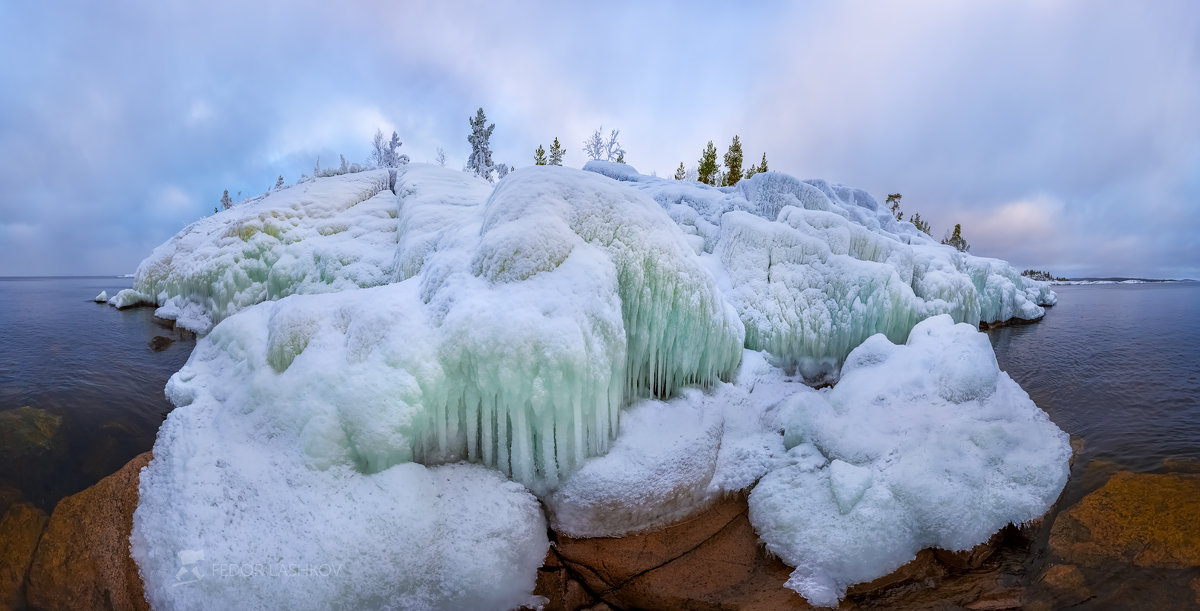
[131,161,1063,608]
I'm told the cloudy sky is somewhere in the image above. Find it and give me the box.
[2,1,1197,278]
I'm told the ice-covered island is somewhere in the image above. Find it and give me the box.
[121,162,1068,609]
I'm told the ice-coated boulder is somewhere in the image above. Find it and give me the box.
[748,315,1071,607]
[92,290,107,302]
[133,170,397,332]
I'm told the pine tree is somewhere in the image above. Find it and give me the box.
[467,107,496,182]
[886,193,903,221]
[220,189,233,210]
[757,153,768,174]
[941,223,970,252]
[616,150,625,163]
[744,165,757,180]
[274,175,285,190]
[534,144,547,165]
[674,162,686,180]
[548,137,565,166]
[697,141,718,185]
[910,212,932,236]
[723,135,744,187]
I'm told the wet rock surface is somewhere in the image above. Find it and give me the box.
[25,452,151,611]
[1048,471,1200,568]
[0,502,49,609]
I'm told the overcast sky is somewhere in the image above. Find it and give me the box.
[2,1,1197,278]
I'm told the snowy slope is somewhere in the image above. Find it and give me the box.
[131,162,1065,609]
[133,170,397,332]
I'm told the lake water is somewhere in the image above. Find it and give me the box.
[1,278,1198,605]
[987,282,1200,609]
[0,276,194,511]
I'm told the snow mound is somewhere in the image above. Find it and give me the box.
[108,288,151,309]
[133,170,396,332]
[130,163,1067,606]
[92,290,107,302]
[585,166,1055,381]
[748,315,1071,607]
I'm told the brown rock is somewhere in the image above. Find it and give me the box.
[0,486,22,518]
[1162,457,1200,473]
[26,452,151,611]
[1038,563,1086,592]
[1191,575,1200,605]
[551,492,810,610]
[148,336,174,351]
[0,406,64,462]
[931,530,1004,571]
[0,502,49,609]
[1048,471,1200,568]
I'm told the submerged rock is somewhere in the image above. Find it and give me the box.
[0,406,64,462]
[26,452,151,611]
[148,335,175,351]
[1048,471,1200,568]
[0,502,49,609]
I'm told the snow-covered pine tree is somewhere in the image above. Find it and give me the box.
[582,128,605,160]
[220,189,233,210]
[370,129,387,168]
[534,144,547,165]
[674,162,686,180]
[724,135,744,186]
[467,108,496,182]
[274,175,285,190]
[757,152,768,173]
[435,148,447,167]
[698,141,718,185]
[603,129,625,162]
[389,131,409,166]
[548,137,565,166]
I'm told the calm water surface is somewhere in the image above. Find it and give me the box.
[988,282,1200,609]
[0,277,194,510]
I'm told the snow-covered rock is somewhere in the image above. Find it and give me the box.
[92,290,107,302]
[130,163,1065,608]
[133,170,396,333]
[748,315,1071,606]
[107,288,151,309]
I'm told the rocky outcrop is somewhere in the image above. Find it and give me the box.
[1048,471,1200,568]
[0,502,49,609]
[539,492,1032,610]
[25,452,151,611]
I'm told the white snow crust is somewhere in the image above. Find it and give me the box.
[748,315,1071,606]
[133,170,396,332]
[132,162,1064,608]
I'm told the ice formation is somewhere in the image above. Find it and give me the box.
[131,161,1064,607]
[92,290,107,302]
[108,287,151,309]
[748,315,1071,606]
[133,170,397,332]
[546,349,802,538]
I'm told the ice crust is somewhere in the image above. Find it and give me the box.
[748,315,1071,606]
[133,170,397,332]
[133,162,1064,607]
[92,290,107,302]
